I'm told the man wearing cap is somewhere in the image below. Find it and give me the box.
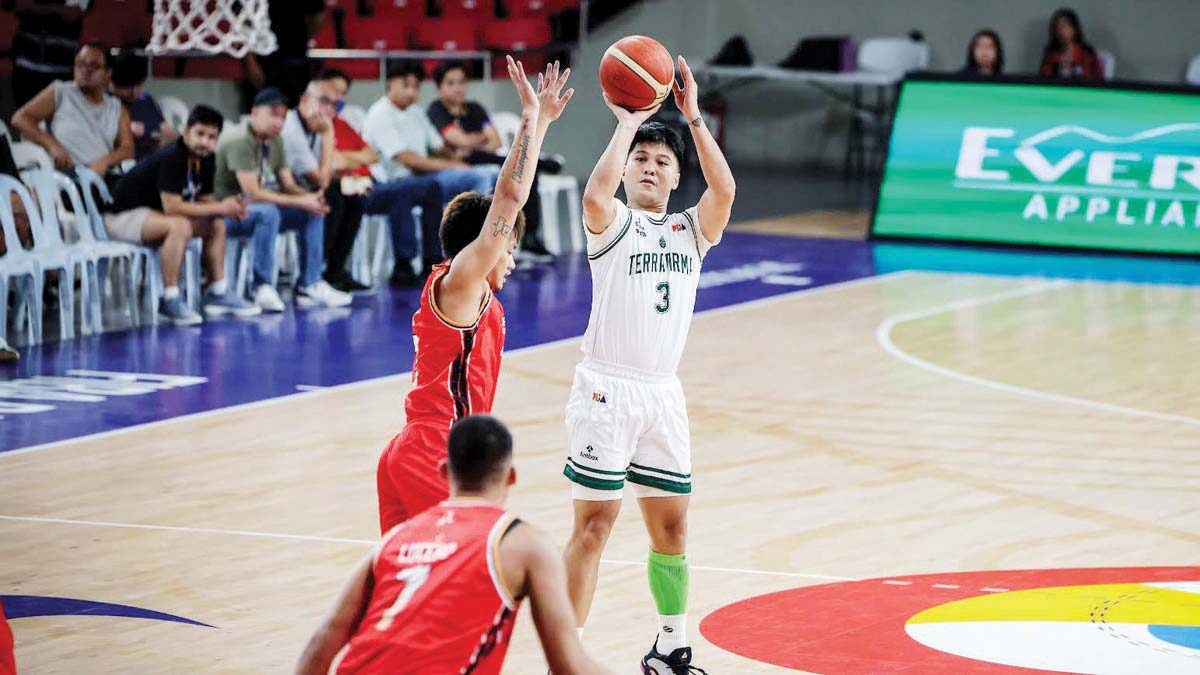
[215,86,351,311]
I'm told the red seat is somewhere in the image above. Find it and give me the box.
[440,0,492,20]
[82,0,154,47]
[151,56,243,80]
[546,0,580,11]
[412,18,480,52]
[507,0,549,18]
[482,18,550,51]
[338,18,409,80]
[0,11,17,52]
[372,0,424,21]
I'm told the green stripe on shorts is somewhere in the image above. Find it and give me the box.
[628,462,692,480]
[626,470,692,494]
[564,464,625,491]
[568,457,627,477]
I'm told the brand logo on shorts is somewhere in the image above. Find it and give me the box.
[592,392,607,404]
[581,445,600,461]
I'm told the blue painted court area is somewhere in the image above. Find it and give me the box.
[0,232,877,452]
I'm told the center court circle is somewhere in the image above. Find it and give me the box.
[699,566,1200,674]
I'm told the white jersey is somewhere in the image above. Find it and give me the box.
[580,199,719,375]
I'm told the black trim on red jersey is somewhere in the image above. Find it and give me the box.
[461,604,514,674]
[449,329,477,420]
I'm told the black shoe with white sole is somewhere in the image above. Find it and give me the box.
[641,638,707,674]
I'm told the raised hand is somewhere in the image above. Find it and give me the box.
[534,60,574,125]
[672,55,700,121]
[507,55,538,117]
[603,92,660,130]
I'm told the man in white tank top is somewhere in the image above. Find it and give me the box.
[561,55,735,674]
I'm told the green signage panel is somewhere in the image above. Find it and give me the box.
[872,78,1200,254]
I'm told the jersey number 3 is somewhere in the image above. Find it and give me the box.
[654,282,670,314]
[375,564,432,631]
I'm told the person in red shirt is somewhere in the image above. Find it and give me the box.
[0,596,16,675]
[297,415,614,675]
[374,57,574,534]
[1040,8,1103,80]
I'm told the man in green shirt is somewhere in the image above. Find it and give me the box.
[215,87,350,311]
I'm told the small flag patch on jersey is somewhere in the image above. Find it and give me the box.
[592,392,607,403]
[672,223,686,232]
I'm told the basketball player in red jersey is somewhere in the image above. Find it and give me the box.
[0,597,15,675]
[375,57,574,533]
[299,415,613,675]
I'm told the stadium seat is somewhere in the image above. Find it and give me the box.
[81,0,154,47]
[507,0,550,18]
[546,0,580,11]
[1097,49,1116,80]
[152,56,244,80]
[856,37,929,75]
[412,18,480,52]
[369,0,424,21]
[483,18,551,77]
[339,18,409,79]
[440,0,493,20]
[0,11,15,78]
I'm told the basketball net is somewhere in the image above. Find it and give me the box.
[147,0,278,58]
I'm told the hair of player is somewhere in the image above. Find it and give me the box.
[440,191,526,259]
[386,58,425,82]
[110,50,148,88]
[447,415,513,491]
[433,60,467,86]
[186,104,224,132]
[316,67,351,87]
[629,121,685,166]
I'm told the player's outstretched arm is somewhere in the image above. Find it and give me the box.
[441,58,573,301]
[296,552,374,675]
[502,524,616,675]
[673,55,735,243]
[581,96,660,234]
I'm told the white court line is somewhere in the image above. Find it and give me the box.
[0,514,857,582]
[875,279,1200,429]
[1,271,915,460]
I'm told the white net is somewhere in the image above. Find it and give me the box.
[147,0,278,58]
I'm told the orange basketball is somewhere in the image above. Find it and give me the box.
[599,35,674,111]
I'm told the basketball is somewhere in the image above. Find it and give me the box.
[599,35,675,111]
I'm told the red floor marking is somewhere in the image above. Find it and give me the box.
[699,566,1199,673]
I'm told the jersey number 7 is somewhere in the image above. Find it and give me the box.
[375,564,433,631]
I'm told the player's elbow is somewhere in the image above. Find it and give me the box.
[712,177,736,202]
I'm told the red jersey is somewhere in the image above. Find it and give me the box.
[333,116,373,178]
[335,500,522,675]
[0,596,15,675]
[405,263,506,436]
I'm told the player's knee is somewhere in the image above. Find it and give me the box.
[651,516,688,550]
[574,511,617,552]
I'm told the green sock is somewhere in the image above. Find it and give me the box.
[648,549,689,652]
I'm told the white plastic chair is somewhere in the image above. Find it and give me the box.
[0,175,45,345]
[25,169,104,339]
[73,166,154,326]
[10,141,53,175]
[1187,55,1200,85]
[492,111,520,151]
[1096,50,1115,80]
[341,104,367,134]
[857,37,930,76]
[159,95,190,133]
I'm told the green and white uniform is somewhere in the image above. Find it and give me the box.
[564,199,719,499]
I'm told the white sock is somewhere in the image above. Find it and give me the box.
[657,614,687,653]
[209,279,228,296]
[163,286,181,301]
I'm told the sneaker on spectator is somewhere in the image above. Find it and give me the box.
[159,296,203,326]
[254,284,286,313]
[296,280,352,308]
[520,237,556,263]
[0,337,19,363]
[203,289,263,318]
[389,261,421,288]
[325,270,372,294]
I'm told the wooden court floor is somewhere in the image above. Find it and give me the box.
[2,270,1198,673]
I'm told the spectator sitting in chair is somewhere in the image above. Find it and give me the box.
[961,29,1004,78]
[12,42,134,190]
[428,60,560,262]
[1040,8,1102,80]
[111,104,262,325]
[363,60,496,286]
[215,86,351,311]
[110,50,179,161]
[282,76,370,293]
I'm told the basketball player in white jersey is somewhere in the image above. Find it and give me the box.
[561,55,735,674]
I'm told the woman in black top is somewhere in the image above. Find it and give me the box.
[961,29,1004,78]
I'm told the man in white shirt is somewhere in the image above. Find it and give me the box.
[362,60,497,285]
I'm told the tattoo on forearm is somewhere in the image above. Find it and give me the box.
[510,130,531,183]
[491,215,513,238]
[690,116,703,128]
